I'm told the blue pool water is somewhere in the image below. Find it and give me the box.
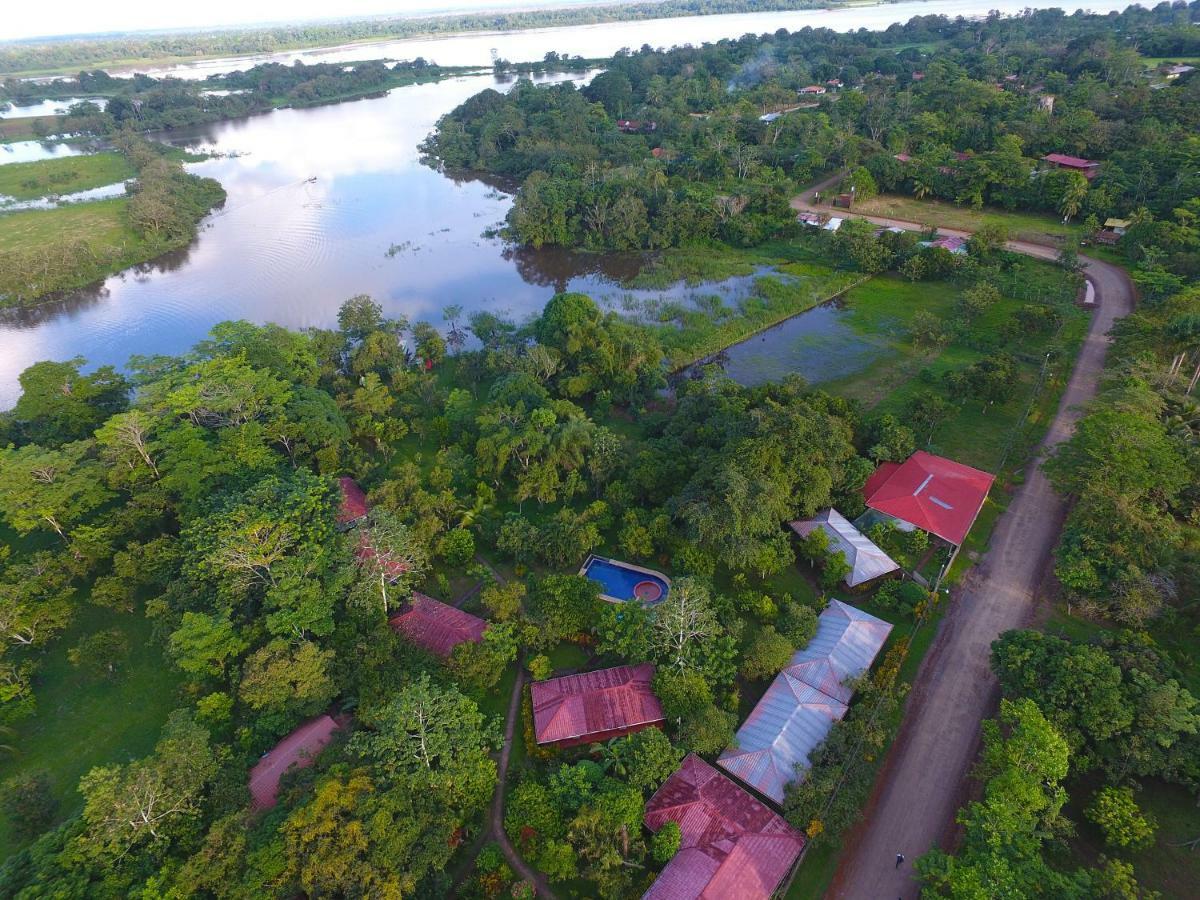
[582,556,670,604]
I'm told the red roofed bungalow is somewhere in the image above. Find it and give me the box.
[643,754,805,900]
[863,451,995,545]
[531,663,664,748]
[1042,153,1101,180]
[336,477,369,530]
[388,591,487,658]
[249,714,341,810]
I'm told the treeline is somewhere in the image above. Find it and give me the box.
[426,3,1200,254]
[0,135,224,307]
[1,58,454,137]
[0,1,835,76]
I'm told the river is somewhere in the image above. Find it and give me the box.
[0,0,1137,407]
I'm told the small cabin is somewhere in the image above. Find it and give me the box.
[1041,153,1101,180]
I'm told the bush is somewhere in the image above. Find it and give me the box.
[1086,786,1157,851]
[740,625,794,681]
[650,820,682,864]
[0,770,57,839]
[438,529,476,568]
[528,655,553,681]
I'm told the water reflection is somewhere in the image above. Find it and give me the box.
[0,140,88,165]
[0,98,108,119]
[0,71,608,406]
[713,299,887,388]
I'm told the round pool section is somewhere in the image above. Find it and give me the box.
[633,580,663,602]
[580,556,670,605]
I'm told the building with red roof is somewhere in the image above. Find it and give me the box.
[1041,153,1101,179]
[863,450,995,545]
[531,662,664,748]
[249,714,342,810]
[336,477,369,529]
[388,591,488,658]
[644,754,805,900]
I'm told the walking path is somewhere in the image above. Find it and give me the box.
[793,181,1136,898]
[448,557,558,899]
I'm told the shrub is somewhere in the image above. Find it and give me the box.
[0,770,57,839]
[1086,786,1157,851]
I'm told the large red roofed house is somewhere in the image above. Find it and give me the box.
[336,477,369,529]
[1041,153,1101,180]
[388,591,488,658]
[863,450,994,546]
[249,714,342,810]
[643,754,805,900]
[531,662,664,748]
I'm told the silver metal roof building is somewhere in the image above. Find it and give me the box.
[718,600,893,804]
[790,509,899,587]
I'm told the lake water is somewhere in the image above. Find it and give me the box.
[0,98,107,118]
[0,140,87,164]
[0,0,1137,407]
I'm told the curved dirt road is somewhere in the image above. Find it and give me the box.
[792,190,1135,898]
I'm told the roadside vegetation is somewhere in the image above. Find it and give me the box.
[0,134,224,307]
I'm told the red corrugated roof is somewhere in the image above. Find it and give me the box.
[1042,152,1098,168]
[249,714,341,810]
[388,592,487,658]
[531,663,664,745]
[644,755,805,900]
[863,451,994,545]
[336,477,369,525]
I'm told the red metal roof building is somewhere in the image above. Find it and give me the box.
[643,754,805,900]
[1041,153,1101,179]
[336,477,369,529]
[249,714,342,810]
[388,591,488,658]
[863,451,995,545]
[531,662,664,748]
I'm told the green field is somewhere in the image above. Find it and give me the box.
[0,152,134,200]
[0,115,66,142]
[0,602,184,858]
[851,193,1083,246]
[822,269,1088,475]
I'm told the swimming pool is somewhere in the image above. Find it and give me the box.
[580,555,671,605]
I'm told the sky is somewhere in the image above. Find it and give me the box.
[0,0,608,42]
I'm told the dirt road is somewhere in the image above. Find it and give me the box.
[792,188,1135,898]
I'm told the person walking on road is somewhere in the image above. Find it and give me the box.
[895,853,905,869]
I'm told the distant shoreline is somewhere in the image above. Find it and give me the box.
[0,0,861,78]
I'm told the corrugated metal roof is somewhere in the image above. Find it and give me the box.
[248,714,341,810]
[718,601,892,804]
[790,509,900,587]
[644,755,805,900]
[388,592,487,658]
[531,663,664,745]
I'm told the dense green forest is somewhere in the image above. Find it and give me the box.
[0,4,1199,898]
[425,2,1199,262]
[0,1,836,76]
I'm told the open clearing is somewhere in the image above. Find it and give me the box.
[847,193,1082,246]
[0,152,133,200]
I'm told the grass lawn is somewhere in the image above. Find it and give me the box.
[850,193,1082,246]
[0,602,183,858]
[0,152,134,201]
[822,267,1088,475]
[0,116,66,142]
[544,642,590,674]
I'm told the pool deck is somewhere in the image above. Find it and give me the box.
[579,554,672,605]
